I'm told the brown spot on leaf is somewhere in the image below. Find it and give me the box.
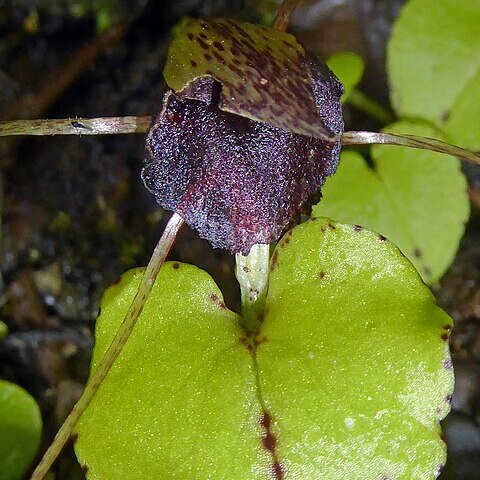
[445,394,452,404]
[379,234,387,242]
[443,324,452,330]
[278,235,291,248]
[353,224,363,232]
[263,432,276,452]
[319,271,325,280]
[209,293,227,309]
[270,251,279,272]
[271,461,285,480]
[240,336,252,351]
[413,248,422,258]
[190,60,198,68]
[259,410,284,478]
[260,411,272,430]
[172,262,180,270]
[255,335,267,346]
[441,332,449,341]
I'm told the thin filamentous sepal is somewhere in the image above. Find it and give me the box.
[0,116,151,136]
[342,130,480,165]
[30,213,184,480]
[2,118,478,166]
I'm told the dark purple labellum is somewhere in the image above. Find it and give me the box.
[143,54,343,254]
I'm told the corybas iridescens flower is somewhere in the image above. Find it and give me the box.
[142,18,344,254]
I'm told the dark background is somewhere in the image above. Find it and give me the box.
[1,0,479,478]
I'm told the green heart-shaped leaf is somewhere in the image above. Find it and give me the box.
[314,121,469,284]
[388,0,480,149]
[0,380,42,480]
[258,218,452,478]
[75,265,264,478]
[75,219,453,479]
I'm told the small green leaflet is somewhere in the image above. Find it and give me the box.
[315,121,469,284]
[388,0,480,149]
[0,380,42,480]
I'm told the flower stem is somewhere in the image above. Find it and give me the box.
[274,0,304,31]
[235,244,270,333]
[0,116,151,137]
[342,130,480,165]
[30,212,184,480]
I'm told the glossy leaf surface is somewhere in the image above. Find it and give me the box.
[76,219,453,479]
[314,122,469,284]
[0,380,42,480]
[75,265,265,479]
[388,0,480,149]
[259,218,452,478]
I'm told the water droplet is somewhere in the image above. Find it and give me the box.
[344,417,355,429]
